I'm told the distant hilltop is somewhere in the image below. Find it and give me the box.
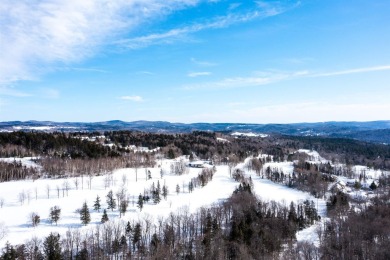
[1,120,390,144]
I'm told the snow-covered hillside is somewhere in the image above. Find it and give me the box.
[1,149,387,249]
[0,155,325,248]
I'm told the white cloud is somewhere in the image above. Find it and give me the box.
[182,70,303,90]
[182,65,390,90]
[136,71,155,75]
[310,65,390,77]
[182,101,390,124]
[0,0,201,85]
[227,102,390,123]
[119,96,144,102]
[190,58,218,67]
[59,67,109,73]
[229,3,242,11]
[116,2,291,49]
[187,72,212,77]
[40,88,60,99]
[0,86,31,97]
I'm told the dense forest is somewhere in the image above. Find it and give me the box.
[1,131,389,168]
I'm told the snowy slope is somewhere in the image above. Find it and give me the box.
[0,155,330,248]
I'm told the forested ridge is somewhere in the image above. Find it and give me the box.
[1,131,389,168]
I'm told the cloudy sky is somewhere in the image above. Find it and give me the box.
[1,0,389,123]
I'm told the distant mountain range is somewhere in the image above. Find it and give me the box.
[1,120,390,144]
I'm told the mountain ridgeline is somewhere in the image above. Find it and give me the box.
[1,120,390,144]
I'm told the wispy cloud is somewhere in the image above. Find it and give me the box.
[0,0,202,85]
[187,71,212,77]
[119,95,144,102]
[227,101,390,123]
[310,65,390,77]
[183,70,305,90]
[229,3,242,11]
[183,65,390,90]
[136,71,155,75]
[0,87,32,97]
[116,2,292,49]
[40,88,60,99]
[59,67,109,73]
[190,58,218,67]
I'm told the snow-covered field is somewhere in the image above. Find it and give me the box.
[231,132,269,138]
[5,149,385,248]
[0,154,330,248]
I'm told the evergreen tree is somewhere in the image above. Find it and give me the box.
[137,194,143,212]
[80,201,91,226]
[125,221,132,236]
[119,199,129,217]
[101,209,109,223]
[157,180,161,196]
[1,242,18,259]
[370,181,377,190]
[106,190,116,211]
[75,248,89,260]
[167,148,175,159]
[188,181,194,193]
[176,184,180,194]
[150,233,160,254]
[49,206,61,225]
[43,233,61,260]
[132,223,142,252]
[162,184,168,200]
[93,195,101,212]
[153,181,161,204]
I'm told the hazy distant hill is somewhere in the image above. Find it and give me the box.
[1,120,390,144]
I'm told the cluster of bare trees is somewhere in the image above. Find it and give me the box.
[0,144,32,158]
[169,159,188,175]
[187,167,216,193]
[0,161,39,182]
[39,153,155,179]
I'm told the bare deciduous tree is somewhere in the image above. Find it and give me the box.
[63,180,71,196]
[18,191,26,205]
[34,187,38,200]
[0,222,8,241]
[46,184,50,199]
[29,212,40,227]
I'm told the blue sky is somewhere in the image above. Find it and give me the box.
[1,0,390,123]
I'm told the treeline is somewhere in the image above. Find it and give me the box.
[0,161,39,182]
[40,153,155,178]
[0,132,118,158]
[0,189,319,260]
[2,131,390,183]
[281,136,390,170]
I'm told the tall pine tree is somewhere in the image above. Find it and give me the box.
[106,190,116,211]
[49,206,61,225]
[101,209,109,223]
[137,194,143,212]
[80,201,91,226]
[93,195,101,212]
[43,233,62,260]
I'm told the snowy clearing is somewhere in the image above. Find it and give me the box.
[0,155,328,248]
